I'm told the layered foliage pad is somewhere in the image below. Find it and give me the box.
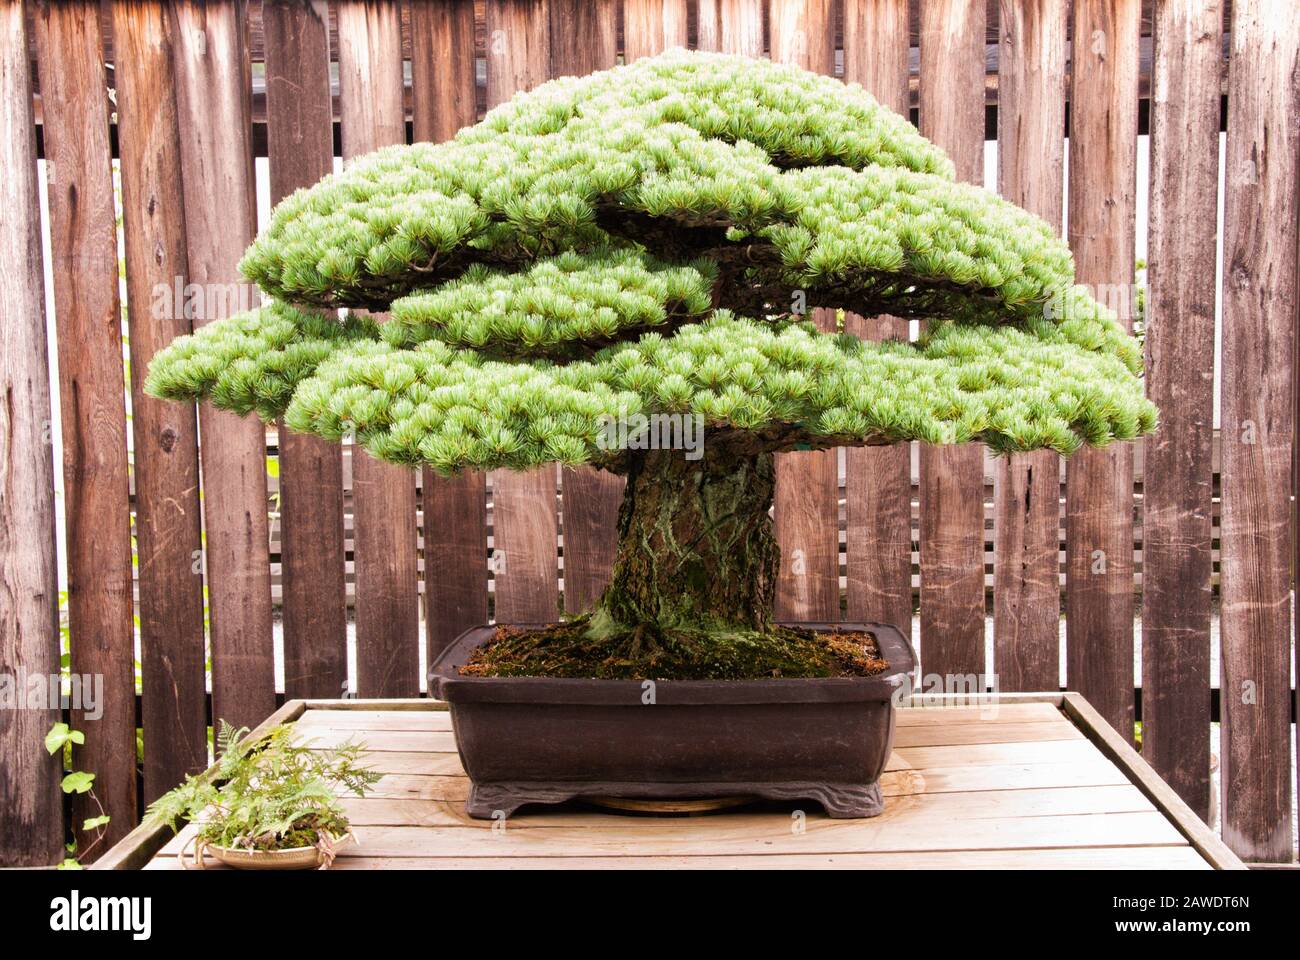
[147,50,1156,471]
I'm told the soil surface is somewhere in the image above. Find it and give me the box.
[460,620,889,680]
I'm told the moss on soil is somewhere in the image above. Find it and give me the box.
[460,619,889,681]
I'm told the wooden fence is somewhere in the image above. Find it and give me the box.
[0,0,1296,866]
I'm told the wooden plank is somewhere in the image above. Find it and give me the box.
[484,0,550,111]
[263,0,348,700]
[916,0,987,680]
[560,466,623,615]
[895,737,1104,769]
[145,845,1215,869]
[770,0,838,625]
[30,0,137,858]
[294,708,454,731]
[549,1,623,618]
[992,0,1066,693]
[1062,694,1247,870]
[695,0,720,51]
[336,0,421,696]
[0,0,62,868]
[112,0,209,805]
[409,0,477,144]
[894,720,1083,748]
[841,0,913,636]
[172,0,275,731]
[716,0,764,56]
[1064,0,1140,739]
[548,0,615,76]
[1216,0,1297,863]
[484,0,559,625]
[409,0,488,661]
[94,700,307,870]
[1140,0,1221,820]
[623,0,688,60]
[272,810,1188,857]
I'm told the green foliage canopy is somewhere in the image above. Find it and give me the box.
[146,49,1156,472]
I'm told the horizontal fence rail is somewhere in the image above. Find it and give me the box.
[0,0,1295,867]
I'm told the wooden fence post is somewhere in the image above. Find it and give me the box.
[1141,0,1222,821]
[1218,0,1298,862]
[112,0,209,805]
[336,0,422,696]
[0,0,63,868]
[32,0,139,857]
[1065,0,1140,739]
[263,0,349,699]
[409,0,491,662]
[483,0,560,626]
[917,0,989,681]
[549,0,623,618]
[842,0,914,637]
[993,0,1066,692]
[623,0,687,61]
[770,0,840,625]
[172,0,276,732]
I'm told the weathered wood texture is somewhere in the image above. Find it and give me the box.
[623,0,688,60]
[917,0,988,679]
[484,0,560,624]
[172,0,276,732]
[699,0,764,55]
[1065,0,1140,739]
[264,0,349,700]
[992,0,1065,693]
[112,0,209,805]
[410,0,490,660]
[0,0,62,868]
[771,0,839,624]
[1217,0,1297,863]
[842,0,913,637]
[337,0,421,696]
[31,0,137,858]
[129,699,1242,870]
[1141,0,1221,820]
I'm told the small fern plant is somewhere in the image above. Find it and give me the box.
[146,720,381,868]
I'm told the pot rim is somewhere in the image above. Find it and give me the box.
[429,620,916,705]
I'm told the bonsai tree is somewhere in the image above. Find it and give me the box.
[147,51,1155,678]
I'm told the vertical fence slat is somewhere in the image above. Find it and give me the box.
[548,0,615,75]
[337,0,421,695]
[551,0,624,617]
[172,0,276,731]
[112,0,209,804]
[263,0,349,698]
[1218,0,1298,862]
[0,0,62,867]
[991,0,1065,692]
[842,0,913,637]
[696,0,719,51]
[717,0,763,56]
[410,0,489,659]
[1141,0,1221,820]
[623,0,687,60]
[917,0,987,679]
[484,0,560,625]
[1065,0,1140,738]
[31,0,137,856]
[771,0,838,624]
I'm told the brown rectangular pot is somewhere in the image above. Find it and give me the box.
[428,621,916,819]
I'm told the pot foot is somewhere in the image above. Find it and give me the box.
[465,779,884,821]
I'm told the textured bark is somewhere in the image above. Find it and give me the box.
[595,446,779,634]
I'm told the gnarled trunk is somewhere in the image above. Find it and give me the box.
[591,445,778,635]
